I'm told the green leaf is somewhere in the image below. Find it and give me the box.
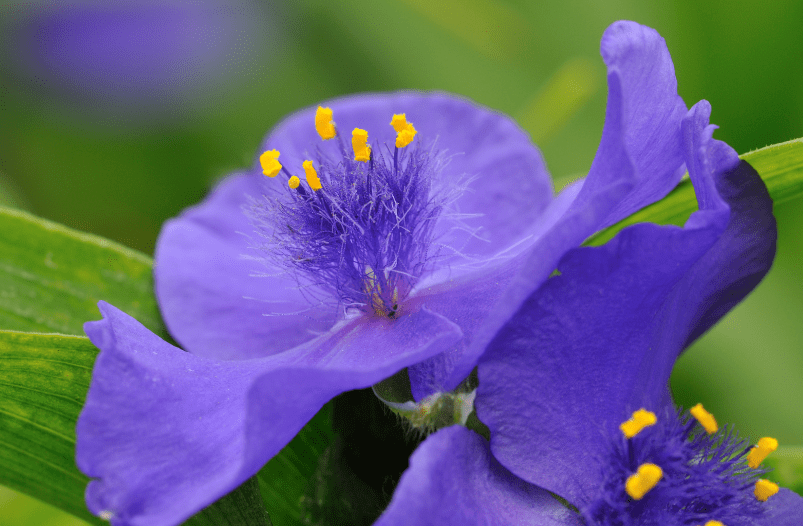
[0,206,163,335]
[0,329,274,526]
[257,404,334,525]
[764,446,803,497]
[585,137,803,247]
[0,330,102,525]
[183,476,273,526]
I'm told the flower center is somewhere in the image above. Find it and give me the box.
[583,404,780,526]
[248,107,457,318]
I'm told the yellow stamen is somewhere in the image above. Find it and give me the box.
[288,175,300,189]
[619,409,657,439]
[746,437,779,469]
[303,160,322,191]
[390,113,417,148]
[704,521,725,526]
[390,113,408,133]
[754,479,779,502]
[352,128,371,162]
[625,463,662,500]
[315,106,336,140]
[396,124,417,148]
[260,149,282,178]
[690,403,718,434]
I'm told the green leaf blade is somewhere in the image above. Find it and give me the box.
[764,446,803,497]
[0,206,163,335]
[585,137,803,247]
[0,330,101,525]
[743,137,803,206]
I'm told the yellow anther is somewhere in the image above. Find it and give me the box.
[704,521,725,526]
[303,160,321,191]
[396,123,417,148]
[288,175,300,189]
[315,106,336,140]
[390,113,417,148]
[754,479,779,502]
[260,149,282,178]
[352,128,371,162]
[690,403,718,434]
[390,113,409,133]
[620,409,657,439]
[625,463,663,500]
[746,437,779,469]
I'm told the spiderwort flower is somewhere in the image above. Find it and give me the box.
[374,103,803,524]
[77,20,746,526]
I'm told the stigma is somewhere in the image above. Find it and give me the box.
[248,105,456,318]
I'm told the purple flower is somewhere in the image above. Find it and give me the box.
[74,20,777,526]
[373,51,803,526]
[5,0,275,119]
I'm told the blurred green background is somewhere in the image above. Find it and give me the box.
[1,0,801,523]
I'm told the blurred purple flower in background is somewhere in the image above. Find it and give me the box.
[2,0,278,123]
[74,20,795,526]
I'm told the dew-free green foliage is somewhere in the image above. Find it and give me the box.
[257,405,334,525]
[765,447,803,497]
[0,330,273,526]
[0,206,163,336]
[585,138,803,246]
[0,331,102,525]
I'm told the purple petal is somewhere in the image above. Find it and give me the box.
[475,104,775,506]
[77,301,461,526]
[155,172,340,360]
[758,489,803,526]
[595,20,689,227]
[374,426,583,526]
[411,21,692,397]
[260,91,554,260]
[410,70,634,399]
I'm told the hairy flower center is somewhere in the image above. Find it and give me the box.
[248,107,458,318]
[583,405,779,526]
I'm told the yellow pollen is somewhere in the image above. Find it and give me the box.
[396,123,417,148]
[390,113,417,148]
[315,106,336,140]
[260,149,282,178]
[703,521,725,526]
[352,128,371,162]
[390,113,408,132]
[690,403,718,434]
[303,160,322,191]
[288,175,301,189]
[746,437,779,469]
[619,408,657,439]
[625,463,663,500]
[754,479,779,502]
